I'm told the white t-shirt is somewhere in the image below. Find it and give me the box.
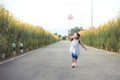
[69,39,80,56]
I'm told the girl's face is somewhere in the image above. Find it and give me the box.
[73,33,78,39]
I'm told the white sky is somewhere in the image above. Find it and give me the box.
[0,0,120,36]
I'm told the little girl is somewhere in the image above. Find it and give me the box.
[68,32,87,68]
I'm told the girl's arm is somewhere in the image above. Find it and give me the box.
[80,42,87,50]
[67,30,72,39]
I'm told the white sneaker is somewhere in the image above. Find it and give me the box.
[72,63,76,68]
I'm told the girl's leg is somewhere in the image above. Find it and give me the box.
[71,53,77,68]
[75,56,78,63]
[73,56,78,67]
[72,58,76,68]
[72,58,76,63]
[72,53,75,63]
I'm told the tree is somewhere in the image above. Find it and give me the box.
[54,33,61,38]
[69,27,83,35]
[62,36,67,40]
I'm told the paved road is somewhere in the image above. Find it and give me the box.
[0,41,120,80]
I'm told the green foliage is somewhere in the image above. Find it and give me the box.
[69,27,83,35]
[54,33,61,38]
[0,5,60,58]
[79,15,120,53]
[62,36,67,40]
[0,34,8,53]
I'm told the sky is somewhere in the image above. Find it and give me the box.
[0,0,120,36]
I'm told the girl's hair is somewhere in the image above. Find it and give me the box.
[76,32,80,39]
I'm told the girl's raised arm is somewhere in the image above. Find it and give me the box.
[68,30,72,39]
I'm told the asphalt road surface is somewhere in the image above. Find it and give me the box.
[0,41,120,80]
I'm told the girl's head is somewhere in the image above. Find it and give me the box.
[73,32,80,39]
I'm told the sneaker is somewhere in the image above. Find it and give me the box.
[72,63,76,68]
[72,65,75,68]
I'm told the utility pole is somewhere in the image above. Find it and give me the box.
[91,0,93,27]
[81,16,82,28]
